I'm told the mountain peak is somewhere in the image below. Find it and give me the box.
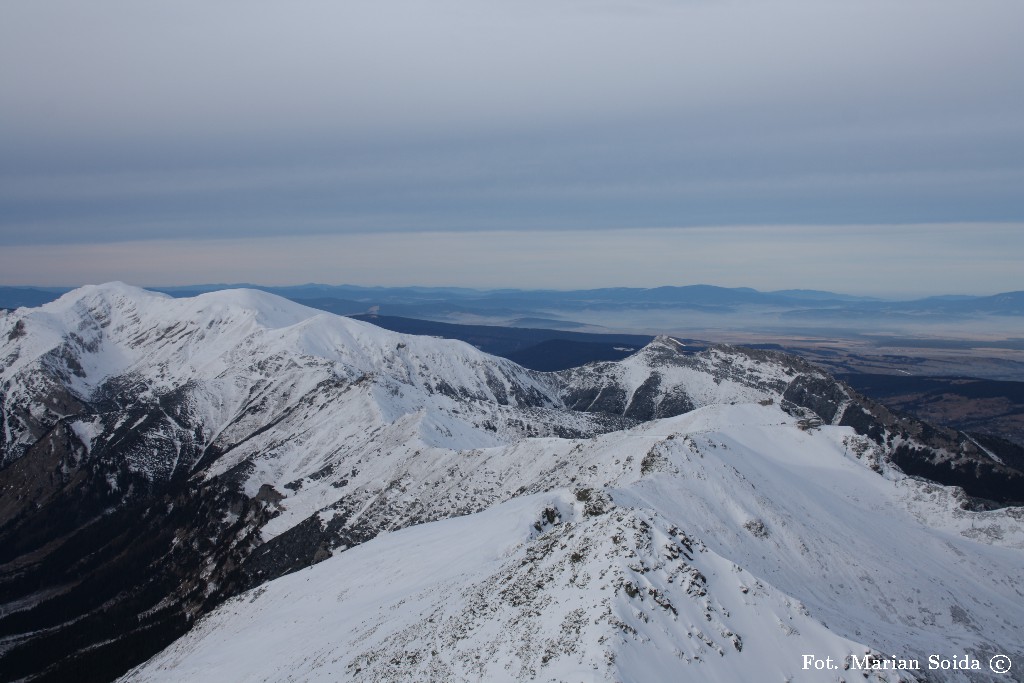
[648,334,686,349]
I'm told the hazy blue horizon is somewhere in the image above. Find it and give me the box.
[1,223,1021,298]
[1,277,1020,302]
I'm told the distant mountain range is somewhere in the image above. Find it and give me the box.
[3,285,1022,335]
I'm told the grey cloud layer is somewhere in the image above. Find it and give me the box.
[6,0,1022,139]
[1,0,1022,290]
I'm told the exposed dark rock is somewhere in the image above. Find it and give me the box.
[624,373,662,420]
[782,375,847,423]
[254,484,285,504]
[0,470,271,683]
[6,319,25,341]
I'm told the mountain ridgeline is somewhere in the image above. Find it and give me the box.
[0,285,1021,682]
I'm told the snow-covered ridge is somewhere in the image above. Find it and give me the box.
[129,491,896,683]
[1,283,570,472]
[124,405,1024,683]
[560,334,833,420]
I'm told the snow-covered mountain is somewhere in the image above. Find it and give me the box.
[1,284,1022,682]
[559,336,1024,503]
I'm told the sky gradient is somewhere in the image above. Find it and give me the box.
[2,0,1023,294]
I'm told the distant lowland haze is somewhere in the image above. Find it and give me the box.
[3,283,1022,345]
[2,1,1023,295]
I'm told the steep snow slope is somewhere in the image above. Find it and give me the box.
[126,405,1024,683]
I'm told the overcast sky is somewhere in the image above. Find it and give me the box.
[2,0,1022,294]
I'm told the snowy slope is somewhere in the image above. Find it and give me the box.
[125,405,1024,683]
